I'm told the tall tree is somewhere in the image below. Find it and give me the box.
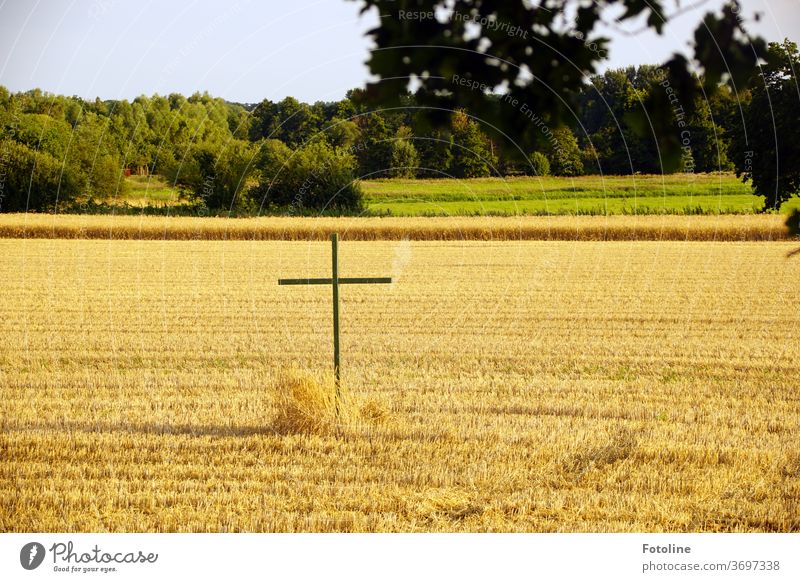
[547,127,584,177]
[355,113,393,177]
[413,130,453,177]
[249,97,321,148]
[390,126,419,178]
[450,110,497,178]
[260,141,362,212]
[352,0,765,168]
[729,40,800,210]
[180,139,256,212]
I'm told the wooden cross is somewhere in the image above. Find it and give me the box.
[278,233,391,403]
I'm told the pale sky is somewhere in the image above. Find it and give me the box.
[0,0,798,104]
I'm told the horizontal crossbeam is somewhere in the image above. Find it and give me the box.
[278,277,392,286]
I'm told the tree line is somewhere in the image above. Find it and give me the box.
[0,41,797,213]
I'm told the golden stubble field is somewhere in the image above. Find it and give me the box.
[1,237,799,532]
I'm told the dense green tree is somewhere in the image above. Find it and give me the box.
[0,86,306,211]
[351,0,765,168]
[334,97,357,120]
[256,139,293,180]
[248,97,321,148]
[180,139,256,212]
[578,67,662,174]
[528,152,550,177]
[14,113,72,160]
[411,119,452,177]
[580,142,601,175]
[259,141,362,212]
[729,40,800,210]
[67,112,125,200]
[575,65,732,175]
[107,99,151,174]
[325,118,360,150]
[450,110,497,178]
[546,127,584,176]
[680,97,732,173]
[390,126,419,178]
[226,104,251,141]
[0,140,80,211]
[249,139,293,204]
[354,113,393,177]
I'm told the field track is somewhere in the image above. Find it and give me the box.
[0,213,791,241]
[1,239,799,532]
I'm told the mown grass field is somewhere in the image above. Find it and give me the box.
[362,174,800,216]
[1,238,799,532]
[116,174,182,207]
[111,173,800,216]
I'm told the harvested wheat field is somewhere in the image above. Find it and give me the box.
[1,238,799,532]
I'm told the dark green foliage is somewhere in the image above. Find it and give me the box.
[248,139,292,204]
[67,112,125,200]
[354,113,393,177]
[325,118,361,150]
[414,132,453,177]
[788,210,800,237]
[2,105,125,206]
[14,113,72,159]
[249,97,322,148]
[576,65,734,175]
[391,139,419,178]
[578,67,660,174]
[0,86,261,211]
[681,98,731,173]
[0,140,79,211]
[351,0,765,166]
[258,141,362,213]
[580,143,601,176]
[390,126,419,178]
[729,40,800,210]
[450,110,497,178]
[178,139,257,212]
[546,127,584,177]
[255,139,293,182]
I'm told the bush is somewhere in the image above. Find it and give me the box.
[547,127,584,176]
[450,110,497,178]
[248,139,292,210]
[391,130,419,179]
[258,141,362,213]
[528,151,550,176]
[254,139,292,183]
[67,113,126,200]
[178,139,256,211]
[0,140,80,212]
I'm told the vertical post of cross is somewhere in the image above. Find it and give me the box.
[277,233,391,418]
[330,233,341,406]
